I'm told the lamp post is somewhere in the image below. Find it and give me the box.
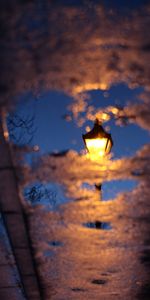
[82,118,113,191]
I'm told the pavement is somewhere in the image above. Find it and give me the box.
[0,213,25,300]
[0,122,42,300]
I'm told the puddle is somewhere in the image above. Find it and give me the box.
[48,241,63,247]
[81,183,95,191]
[91,279,107,285]
[101,273,110,276]
[43,249,54,257]
[24,182,67,209]
[102,179,138,201]
[3,2,150,300]
[83,221,112,230]
[71,288,86,292]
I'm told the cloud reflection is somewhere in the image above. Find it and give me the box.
[28,173,150,300]
[17,143,149,207]
[1,2,150,113]
[1,2,150,299]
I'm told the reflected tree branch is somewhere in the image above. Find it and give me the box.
[7,113,37,146]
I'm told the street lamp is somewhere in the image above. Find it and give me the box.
[82,119,113,160]
[82,119,113,190]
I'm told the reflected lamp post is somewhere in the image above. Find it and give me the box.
[82,118,113,191]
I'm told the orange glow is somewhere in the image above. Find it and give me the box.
[102,113,110,121]
[1,108,9,141]
[108,106,119,115]
[73,82,108,94]
[4,131,9,140]
[85,137,109,160]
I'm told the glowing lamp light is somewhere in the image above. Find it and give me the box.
[82,119,113,160]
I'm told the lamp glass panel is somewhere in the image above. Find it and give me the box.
[85,137,108,160]
[105,139,112,154]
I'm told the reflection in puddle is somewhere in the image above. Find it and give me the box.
[48,241,63,247]
[24,182,67,209]
[43,249,54,257]
[71,287,86,292]
[1,0,150,299]
[32,180,150,300]
[83,221,112,230]
[102,179,138,201]
[92,279,107,285]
